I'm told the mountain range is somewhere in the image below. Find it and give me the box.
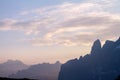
[58,37,120,80]
[9,61,61,80]
[0,60,28,77]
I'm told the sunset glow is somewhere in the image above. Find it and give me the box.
[0,0,120,64]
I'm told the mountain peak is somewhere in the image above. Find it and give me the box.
[117,37,120,41]
[115,37,120,44]
[0,60,28,77]
[6,60,21,62]
[90,39,101,54]
[55,61,61,64]
[3,60,25,65]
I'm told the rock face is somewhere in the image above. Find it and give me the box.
[58,38,120,80]
[10,61,61,80]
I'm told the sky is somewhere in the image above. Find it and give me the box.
[0,0,120,64]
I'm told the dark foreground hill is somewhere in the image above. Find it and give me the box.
[0,77,35,80]
[10,61,61,80]
[58,38,120,80]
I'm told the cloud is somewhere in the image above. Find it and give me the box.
[0,1,120,46]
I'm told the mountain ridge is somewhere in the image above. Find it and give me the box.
[0,60,29,77]
[9,61,61,80]
[58,37,120,80]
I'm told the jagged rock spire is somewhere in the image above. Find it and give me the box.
[91,39,101,54]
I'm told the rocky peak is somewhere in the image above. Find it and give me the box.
[115,37,120,45]
[116,37,120,42]
[91,39,101,54]
[102,40,114,49]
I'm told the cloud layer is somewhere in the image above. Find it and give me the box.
[0,0,120,46]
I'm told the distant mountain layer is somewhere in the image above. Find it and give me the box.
[0,60,29,77]
[58,38,120,80]
[10,61,61,80]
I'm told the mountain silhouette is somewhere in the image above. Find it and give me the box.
[10,61,61,80]
[0,60,28,77]
[91,39,101,54]
[58,37,120,80]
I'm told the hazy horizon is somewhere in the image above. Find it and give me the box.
[0,0,120,64]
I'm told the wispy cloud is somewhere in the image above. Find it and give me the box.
[0,1,120,46]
